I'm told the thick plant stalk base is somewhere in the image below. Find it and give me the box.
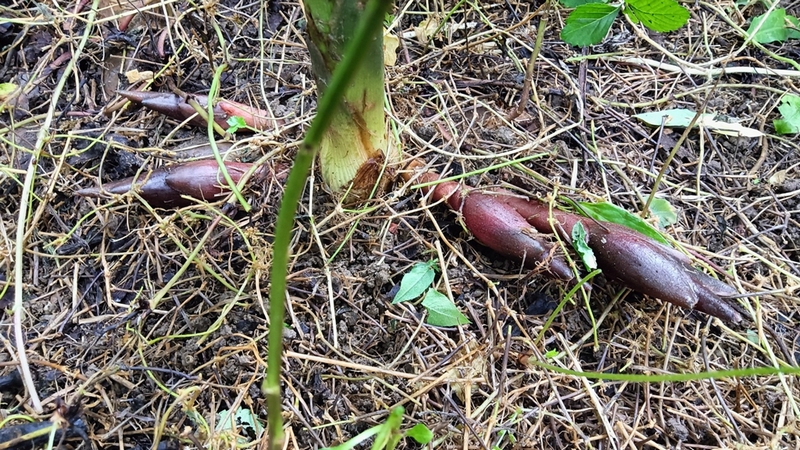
[303,0,399,200]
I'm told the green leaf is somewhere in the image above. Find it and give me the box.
[421,289,470,326]
[773,94,800,135]
[561,4,620,46]
[788,16,800,39]
[392,261,436,304]
[575,201,669,245]
[624,0,689,32]
[571,222,598,270]
[321,407,404,450]
[635,108,706,127]
[648,198,678,228]
[226,115,247,133]
[406,424,433,444]
[544,348,559,358]
[560,0,605,8]
[746,9,789,43]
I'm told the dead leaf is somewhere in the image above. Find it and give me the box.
[768,169,787,185]
[125,69,154,84]
[414,17,439,44]
[384,32,399,66]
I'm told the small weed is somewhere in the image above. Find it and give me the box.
[746,8,800,44]
[559,0,689,46]
[322,407,432,450]
[393,261,470,327]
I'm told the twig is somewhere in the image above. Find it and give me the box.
[701,330,745,441]
[643,78,720,214]
[506,17,547,121]
[596,56,800,79]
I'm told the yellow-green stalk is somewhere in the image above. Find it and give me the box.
[302,0,398,198]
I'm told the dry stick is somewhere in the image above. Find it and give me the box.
[147,212,226,310]
[601,56,800,79]
[506,17,546,121]
[304,180,339,348]
[284,351,482,382]
[12,0,98,414]
[445,395,490,450]
[558,333,619,449]
[749,116,770,176]
[591,82,792,110]
[643,79,720,214]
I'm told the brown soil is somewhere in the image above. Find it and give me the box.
[0,0,798,449]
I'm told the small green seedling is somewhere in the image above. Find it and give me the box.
[393,261,470,327]
[544,348,560,359]
[571,222,598,270]
[648,198,678,229]
[392,260,436,304]
[560,0,689,46]
[420,289,470,327]
[226,113,272,134]
[216,408,265,446]
[322,407,432,450]
[0,82,16,100]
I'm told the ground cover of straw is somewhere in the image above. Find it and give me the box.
[0,0,798,448]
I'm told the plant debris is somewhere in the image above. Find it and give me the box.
[0,0,798,448]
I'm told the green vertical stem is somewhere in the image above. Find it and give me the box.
[262,1,392,449]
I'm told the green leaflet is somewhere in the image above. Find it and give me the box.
[574,200,670,245]
[392,260,436,304]
[421,289,470,327]
[746,9,800,43]
[405,424,433,444]
[559,0,604,8]
[561,3,620,46]
[648,198,678,228]
[571,222,598,270]
[624,0,689,32]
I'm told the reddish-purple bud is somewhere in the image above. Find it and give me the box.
[459,192,574,280]
[407,173,573,280]
[117,90,228,129]
[117,90,281,132]
[586,222,741,323]
[76,161,258,207]
[502,194,742,322]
